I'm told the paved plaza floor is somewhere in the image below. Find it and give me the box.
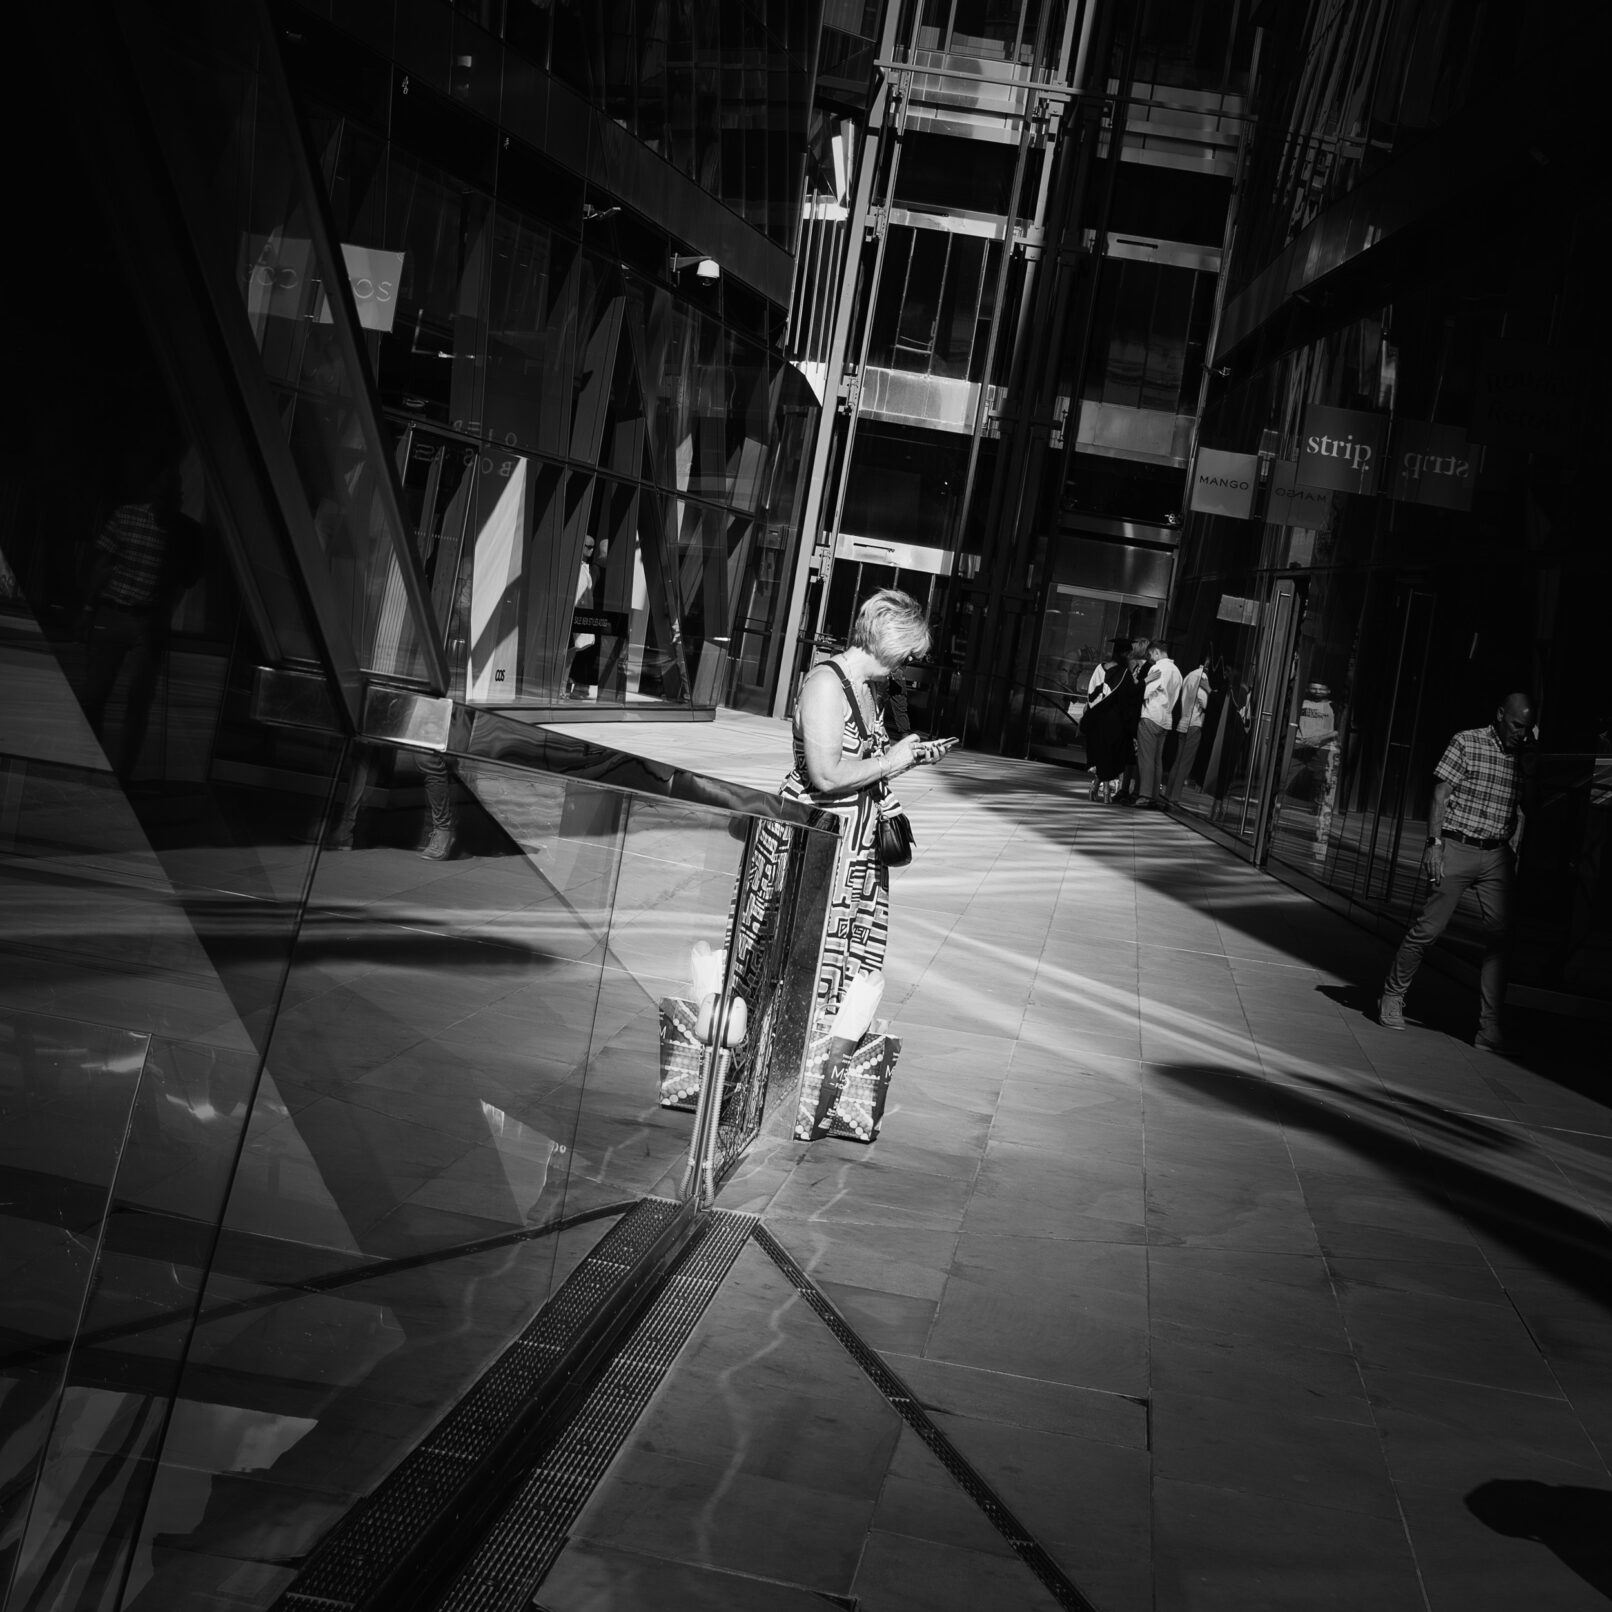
[539,710,1612,1612]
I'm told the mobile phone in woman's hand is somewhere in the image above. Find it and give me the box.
[916,736,959,763]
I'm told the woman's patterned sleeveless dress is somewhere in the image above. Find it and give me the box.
[731,663,892,1030]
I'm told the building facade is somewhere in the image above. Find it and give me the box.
[1160,0,1611,1008]
[777,0,1254,755]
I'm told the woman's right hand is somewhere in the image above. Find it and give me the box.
[883,734,924,777]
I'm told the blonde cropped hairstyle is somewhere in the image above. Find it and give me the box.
[850,588,932,667]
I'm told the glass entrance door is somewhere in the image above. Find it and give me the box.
[1208,578,1301,852]
[1349,585,1438,911]
[809,540,952,728]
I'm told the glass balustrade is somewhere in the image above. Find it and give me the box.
[0,693,835,1610]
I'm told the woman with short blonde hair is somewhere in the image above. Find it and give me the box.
[731,588,951,1058]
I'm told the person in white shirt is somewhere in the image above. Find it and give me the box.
[1165,654,1212,805]
[1133,641,1182,808]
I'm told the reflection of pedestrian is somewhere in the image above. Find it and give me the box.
[1547,719,1612,985]
[879,667,913,736]
[1133,641,1181,809]
[1165,653,1212,805]
[79,467,203,777]
[1198,669,1251,820]
[1283,681,1338,801]
[328,744,458,860]
[567,534,601,697]
[1378,694,1533,1052]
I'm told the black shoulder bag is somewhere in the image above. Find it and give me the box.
[826,662,915,868]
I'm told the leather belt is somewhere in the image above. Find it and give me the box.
[1444,829,1507,850]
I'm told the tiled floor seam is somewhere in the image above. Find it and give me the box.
[751,1221,1104,1612]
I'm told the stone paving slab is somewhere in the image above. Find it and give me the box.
[538,711,1612,1612]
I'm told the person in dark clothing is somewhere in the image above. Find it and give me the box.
[879,668,913,737]
[1081,641,1128,800]
[1082,642,1145,802]
[78,465,203,778]
[1202,669,1252,819]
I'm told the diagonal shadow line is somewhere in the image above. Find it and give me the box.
[1150,1063,1612,1314]
[0,1199,637,1374]
[753,1223,1101,1612]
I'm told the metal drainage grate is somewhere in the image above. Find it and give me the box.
[434,1209,759,1612]
[272,1197,683,1612]
[751,1222,1104,1612]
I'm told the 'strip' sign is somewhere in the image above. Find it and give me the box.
[1387,421,1474,512]
[1297,404,1388,496]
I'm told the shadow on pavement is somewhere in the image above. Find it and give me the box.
[1151,1062,1612,1314]
[1466,1481,1612,1597]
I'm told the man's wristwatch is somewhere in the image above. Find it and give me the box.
[1425,836,1442,848]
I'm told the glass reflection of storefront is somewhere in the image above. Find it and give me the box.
[278,1,819,717]
[1162,0,1610,1009]
[507,0,816,247]
[1,5,838,1604]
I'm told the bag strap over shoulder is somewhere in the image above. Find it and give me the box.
[825,660,872,745]
[824,659,897,806]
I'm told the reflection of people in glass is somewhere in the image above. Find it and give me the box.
[327,743,458,860]
[1165,651,1213,806]
[879,666,913,736]
[567,533,602,698]
[1283,680,1339,802]
[1547,715,1612,986]
[1197,667,1252,821]
[78,461,202,778]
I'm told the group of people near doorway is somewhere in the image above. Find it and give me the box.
[1080,638,1252,812]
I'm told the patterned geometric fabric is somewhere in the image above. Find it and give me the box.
[1436,724,1521,840]
[95,503,169,609]
[731,674,890,1035]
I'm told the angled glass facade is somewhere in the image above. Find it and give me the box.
[0,3,838,1607]
[1162,0,1611,1010]
[262,0,821,717]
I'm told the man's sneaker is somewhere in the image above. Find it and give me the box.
[1474,1031,1510,1055]
[1377,992,1406,1030]
[418,827,453,861]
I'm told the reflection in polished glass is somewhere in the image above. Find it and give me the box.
[287,29,815,713]
[122,7,445,693]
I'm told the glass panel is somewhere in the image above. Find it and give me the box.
[105,750,832,1607]
[934,233,987,380]
[842,425,970,548]
[895,131,1019,216]
[133,6,446,688]
[0,93,349,1595]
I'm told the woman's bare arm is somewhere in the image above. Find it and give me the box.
[798,668,921,793]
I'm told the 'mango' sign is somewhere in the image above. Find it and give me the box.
[1189,449,1258,518]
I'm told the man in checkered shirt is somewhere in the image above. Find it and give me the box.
[1378,693,1533,1051]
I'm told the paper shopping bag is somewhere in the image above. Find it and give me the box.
[794,1029,902,1143]
[657,997,705,1110]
